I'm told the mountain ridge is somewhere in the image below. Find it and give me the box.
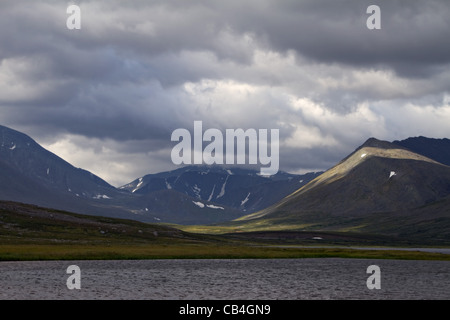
[119,164,321,214]
[233,137,450,240]
[1,124,449,234]
[393,136,450,166]
[0,124,319,225]
[244,137,444,220]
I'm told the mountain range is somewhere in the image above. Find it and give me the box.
[1,124,449,240]
[119,165,320,214]
[0,124,317,225]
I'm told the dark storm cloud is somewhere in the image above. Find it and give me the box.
[0,0,449,185]
[231,0,450,78]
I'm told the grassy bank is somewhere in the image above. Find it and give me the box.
[1,201,449,261]
[1,243,449,261]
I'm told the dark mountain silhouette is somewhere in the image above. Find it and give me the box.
[393,136,450,166]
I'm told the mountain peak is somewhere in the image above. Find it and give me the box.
[0,124,36,150]
[360,137,401,150]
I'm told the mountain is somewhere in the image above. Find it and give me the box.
[235,138,450,240]
[0,124,318,225]
[4,123,449,235]
[0,125,243,224]
[393,136,450,166]
[0,125,117,199]
[0,125,128,218]
[119,165,321,213]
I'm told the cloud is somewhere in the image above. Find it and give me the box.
[42,133,175,187]
[1,0,450,185]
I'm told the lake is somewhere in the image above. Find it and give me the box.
[1,258,449,300]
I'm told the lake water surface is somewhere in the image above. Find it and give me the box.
[1,258,449,300]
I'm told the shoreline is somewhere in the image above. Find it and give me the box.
[258,245,450,254]
[1,243,450,262]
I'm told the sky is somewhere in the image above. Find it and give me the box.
[1,0,449,187]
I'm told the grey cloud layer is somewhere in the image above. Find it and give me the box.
[1,0,449,185]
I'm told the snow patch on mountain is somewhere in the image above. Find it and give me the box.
[192,201,223,210]
[192,201,205,208]
[132,177,144,193]
[207,204,224,210]
[241,193,251,206]
[217,175,229,199]
[193,184,201,198]
[93,194,112,199]
[208,184,216,202]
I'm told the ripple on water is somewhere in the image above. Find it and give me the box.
[0,258,449,300]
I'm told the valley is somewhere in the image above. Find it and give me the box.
[0,200,449,262]
[1,124,450,261]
